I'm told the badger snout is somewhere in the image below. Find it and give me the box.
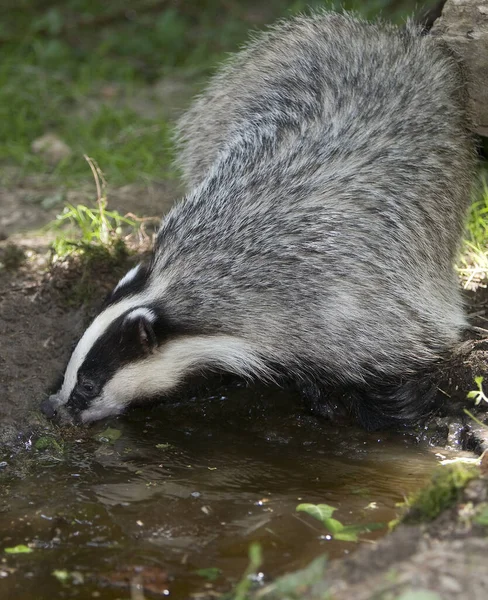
[40,395,59,419]
[41,393,89,425]
[41,394,75,424]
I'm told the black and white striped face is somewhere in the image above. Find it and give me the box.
[41,262,269,424]
[41,263,177,423]
[51,305,165,422]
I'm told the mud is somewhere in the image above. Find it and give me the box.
[0,177,182,448]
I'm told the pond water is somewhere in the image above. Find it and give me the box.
[0,383,442,599]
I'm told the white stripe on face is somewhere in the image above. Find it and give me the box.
[113,263,141,292]
[79,334,273,423]
[57,265,176,407]
[59,292,149,404]
[124,307,157,323]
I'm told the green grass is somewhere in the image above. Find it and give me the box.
[458,179,488,288]
[0,51,176,185]
[0,0,438,187]
[49,201,138,255]
[47,155,142,260]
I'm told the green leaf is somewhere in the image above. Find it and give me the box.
[195,567,222,581]
[233,542,263,600]
[4,544,33,554]
[322,517,344,534]
[248,541,263,569]
[155,443,171,449]
[340,522,386,535]
[94,428,122,444]
[333,530,360,542]
[52,569,70,582]
[296,502,385,542]
[296,503,337,522]
[332,522,385,542]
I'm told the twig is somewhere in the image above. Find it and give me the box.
[83,154,106,204]
[123,212,160,224]
[124,212,160,243]
[469,325,488,336]
[464,408,488,429]
[84,154,110,244]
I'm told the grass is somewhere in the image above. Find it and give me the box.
[459,179,488,289]
[0,54,176,186]
[48,155,141,256]
[232,542,263,600]
[0,0,438,188]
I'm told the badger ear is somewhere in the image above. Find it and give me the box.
[135,315,157,354]
[123,308,158,354]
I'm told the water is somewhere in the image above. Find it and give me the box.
[0,384,441,599]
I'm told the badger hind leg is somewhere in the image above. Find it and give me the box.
[300,372,441,431]
[347,373,440,431]
[300,380,343,420]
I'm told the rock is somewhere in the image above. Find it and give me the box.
[31,133,72,165]
[432,0,488,137]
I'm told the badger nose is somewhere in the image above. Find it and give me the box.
[40,396,58,419]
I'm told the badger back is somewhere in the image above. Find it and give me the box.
[174,12,474,236]
[169,11,475,378]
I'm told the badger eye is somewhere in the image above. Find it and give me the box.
[79,378,97,397]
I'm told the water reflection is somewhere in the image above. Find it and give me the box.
[0,384,441,599]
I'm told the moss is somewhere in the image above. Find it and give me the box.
[402,463,479,524]
[0,243,26,270]
[34,435,64,453]
[473,502,488,526]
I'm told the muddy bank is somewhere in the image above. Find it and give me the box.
[0,177,182,447]
[0,246,126,446]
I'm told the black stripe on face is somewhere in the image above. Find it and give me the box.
[103,262,152,309]
[65,305,179,415]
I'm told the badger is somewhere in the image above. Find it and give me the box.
[41,11,476,429]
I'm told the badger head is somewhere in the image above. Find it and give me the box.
[41,262,269,424]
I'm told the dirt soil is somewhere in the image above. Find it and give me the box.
[0,178,180,447]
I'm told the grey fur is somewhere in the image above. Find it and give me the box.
[45,11,476,428]
[171,13,474,379]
